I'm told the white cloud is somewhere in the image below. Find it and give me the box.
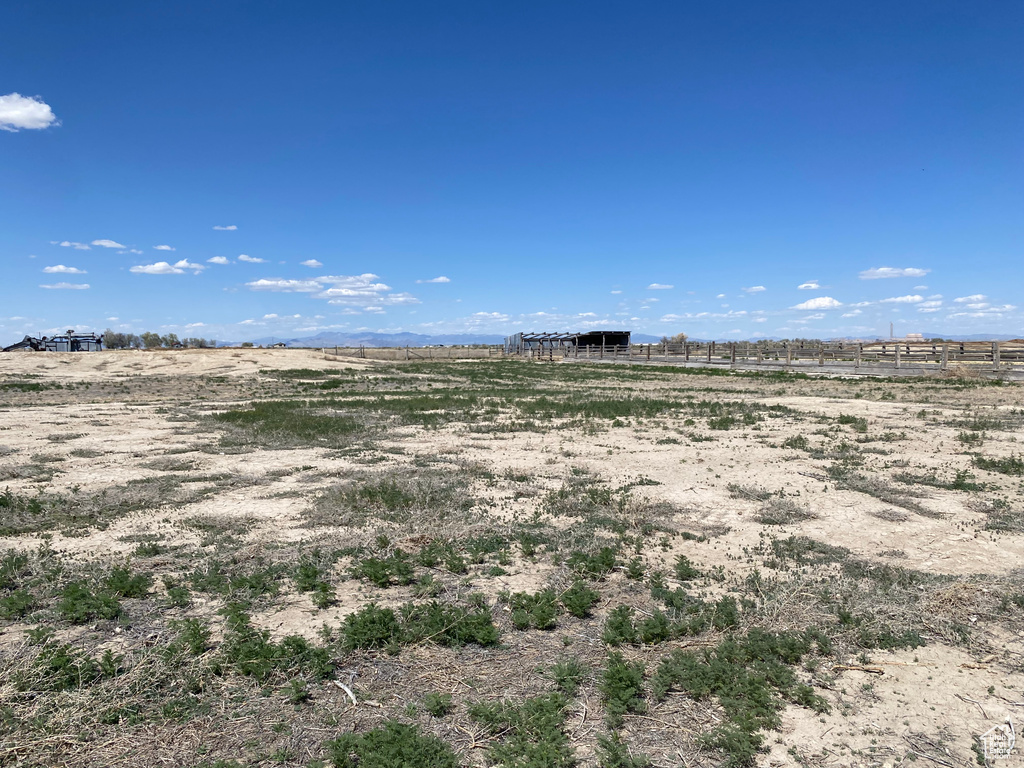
[131,262,183,275]
[243,272,421,309]
[154,245,175,251]
[130,259,203,275]
[791,296,842,310]
[91,239,125,249]
[797,280,821,290]
[859,266,930,280]
[954,294,986,303]
[246,278,322,292]
[40,282,89,290]
[238,254,265,263]
[213,225,238,231]
[43,265,86,274]
[416,276,451,284]
[880,295,923,304]
[917,300,943,309]
[913,285,928,290]
[207,256,230,265]
[947,304,1016,318]
[753,317,767,323]
[841,310,863,317]
[716,293,726,299]
[743,285,766,293]
[610,290,622,295]
[0,93,59,132]
[659,310,748,322]
[647,283,673,290]
[127,249,143,254]
[54,240,90,250]
[300,259,323,268]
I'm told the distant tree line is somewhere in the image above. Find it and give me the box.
[103,329,216,349]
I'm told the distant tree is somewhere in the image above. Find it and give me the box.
[140,332,163,349]
[162,333,181,348]
[241,342,254,348]
[658,332,688,345]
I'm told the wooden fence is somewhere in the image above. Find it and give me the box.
[323,345,501,361]
[528,340,1024,376]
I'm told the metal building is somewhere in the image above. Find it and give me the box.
[2,331,104,353]
[504,330,631,355]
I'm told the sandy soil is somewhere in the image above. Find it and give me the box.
[2,349,1023,768]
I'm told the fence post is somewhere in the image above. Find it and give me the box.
[684,342,690,362]
[993,341,1001,373]
[941,344,948,371]
[707,343,712,363]
[730,343,736,366]
[894,344,901,370]
[855,344,861,369]
[757,345,763,365]
[785,343,791,368]
[647,344,650,361]
[818,346,824,366]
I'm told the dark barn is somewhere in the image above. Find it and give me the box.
[504,330,631,355]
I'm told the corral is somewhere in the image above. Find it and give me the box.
[504,331,632,355]
[1,348,1023,768]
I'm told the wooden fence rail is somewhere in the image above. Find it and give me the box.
[524,340,1024,376]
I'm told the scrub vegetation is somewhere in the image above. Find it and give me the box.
[1,350,1023,767]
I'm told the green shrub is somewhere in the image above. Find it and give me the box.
[423,691,454,717]
[600,651,646,728]
[58,581,121,624]
[561,581,600,618]
[603,606,639,646]
[625,557,645,580]
[341,601,499,652]
[550,657,586,697]
[638,610,673,644]
[509,589,559,630]
[673,555,700,581]
[651,629,829,767]
[0,589,35,619]
[400,602,499,647]
[597,733,652,768]
[105,566,153,598]
[173,618,211,656]
[341,604,404,651]
[567,546,618,580]
[20,641,104,692]
[326,720,460,768]
[781,434,809,450]
[218,604,334,680]
[837,414,868,433]
[352,552,415,588]
[0,551,29,589]
[468,693,575,767]
[974,454,1024,476]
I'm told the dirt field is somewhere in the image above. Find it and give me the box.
[2,349,1023,768]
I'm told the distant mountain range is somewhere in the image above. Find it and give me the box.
[216,330,1021,348]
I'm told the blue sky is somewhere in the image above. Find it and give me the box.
[2,0,1021,343]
